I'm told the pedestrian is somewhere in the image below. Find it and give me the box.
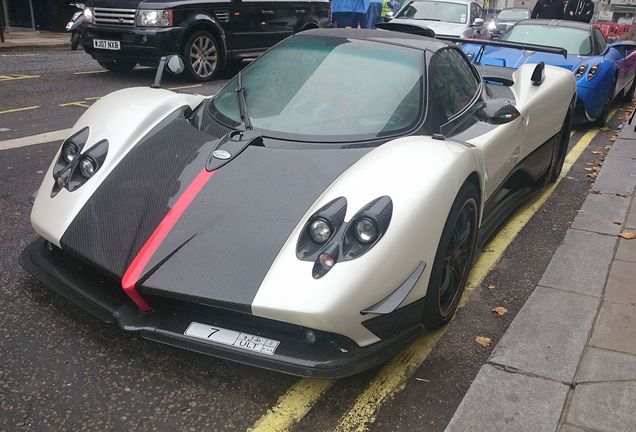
[564,0,594,23]
[381,0,401,21]
[531,0,565,19]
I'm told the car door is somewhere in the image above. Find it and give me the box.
[271,0,309,37]
[230,0,283,50]
[429,48,522,199]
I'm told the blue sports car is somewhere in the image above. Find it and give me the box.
[461,19,636,125]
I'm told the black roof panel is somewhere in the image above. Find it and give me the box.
[299,28,450,52]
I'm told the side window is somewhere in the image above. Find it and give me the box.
[593,28,607,55]
[429,48,480,123]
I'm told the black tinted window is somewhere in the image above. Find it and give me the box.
[429,49,479,122]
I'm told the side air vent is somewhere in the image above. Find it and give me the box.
[215,10,230,23]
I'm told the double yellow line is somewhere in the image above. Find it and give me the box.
[249,120,609,432]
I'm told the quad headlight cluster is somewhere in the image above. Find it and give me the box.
[575,63,601,80]
[51,128,108,197]
[297,196,393,279]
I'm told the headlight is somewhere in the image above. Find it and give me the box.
[587,63,601,80]
[79,157,96,178]
[575,64,588,80]
[61,142,79,163]
[487,21,497,30]
[137,9,172,27]
[83,7,94,23]
[354,217,378,244]
[309,218,332,243]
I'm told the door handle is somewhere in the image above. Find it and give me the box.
[295,9,306,14]
[262,10,274,15]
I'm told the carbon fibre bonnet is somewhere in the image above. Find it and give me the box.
[60,111,370,312]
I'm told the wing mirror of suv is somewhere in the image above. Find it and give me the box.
[472,18,484,27]
[151,54,185,89]
[476,99,520,124]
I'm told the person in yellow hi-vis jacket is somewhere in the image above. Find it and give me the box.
[381,0,400,21]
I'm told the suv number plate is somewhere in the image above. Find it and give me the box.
[93,39,120,50]
[184,322,280,355]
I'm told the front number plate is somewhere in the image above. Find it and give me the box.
[184,322,280,355]
[93,39,120,50]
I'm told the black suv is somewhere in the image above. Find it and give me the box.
[81,0,331,80]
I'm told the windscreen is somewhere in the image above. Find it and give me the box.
[496,9,529,20]
[209,36,424,142]
[502,25,592,55]
[395,1,469,24]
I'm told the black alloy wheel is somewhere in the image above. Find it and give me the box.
[597,77,617,127]
[548,107,573,183]
[184,31,221,82]
[422,182,479,329]
[98,59,136,73]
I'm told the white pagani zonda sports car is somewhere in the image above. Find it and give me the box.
[21,28,576,377]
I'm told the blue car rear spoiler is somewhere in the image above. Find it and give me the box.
[436,35,568,63]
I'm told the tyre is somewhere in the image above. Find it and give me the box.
[70,32,80,50]
[596,77,616,127]
[184,31,221,82]
[623,75,636,102]
[422,182,479,330]
[98,59,136,73]
[548,108,572,183]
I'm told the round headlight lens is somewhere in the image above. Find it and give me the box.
[575,64,588,79]
[354,217,378,244]
[62,143,79,163]
[79,157,96,178]
[309,218,332,243]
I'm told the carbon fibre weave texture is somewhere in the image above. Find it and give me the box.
[60,110,229,278]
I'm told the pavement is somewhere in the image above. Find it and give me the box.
[445,116,636,431]
[0,30,69,52]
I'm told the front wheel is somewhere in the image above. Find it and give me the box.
[422,182,479,330]
[98,59,136,73]
[548,108,572,183]
[184,31,221,82]
[596,78,617,127]
[70,32,80,50]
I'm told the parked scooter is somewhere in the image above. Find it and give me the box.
[66,2,86,50]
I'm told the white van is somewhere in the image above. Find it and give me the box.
[391,0,488,38]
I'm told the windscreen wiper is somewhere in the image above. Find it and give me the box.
[235,71,253,130]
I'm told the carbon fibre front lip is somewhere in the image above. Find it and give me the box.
[19,237,425,378]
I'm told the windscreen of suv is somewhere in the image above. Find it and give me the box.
[396,1,469,24]
[502,25,592,55]
[496,9,529,20]
[209,36,424,142]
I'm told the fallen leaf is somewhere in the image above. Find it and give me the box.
[604,145,612,149]
[590,189,601,194]
[492,306,508,316]
[475,336,492,347]
[576,209,584,214]
[584,167,593,171]
[616,193,628,197]
[599,126,611,132]
[612,219,623,225]
[488,284,496,290]
[592,150,603,155]
[619,230,636,239]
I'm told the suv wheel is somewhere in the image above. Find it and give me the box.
[184,31,221,81]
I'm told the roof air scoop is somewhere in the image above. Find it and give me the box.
[376,22,436,39]
[531,62,546,86]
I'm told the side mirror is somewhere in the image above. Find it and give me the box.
[152,54,184,88]
[476,99,520,124]
[384,11,394,22]
[167,55,185,75]
[472,18,484,27]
